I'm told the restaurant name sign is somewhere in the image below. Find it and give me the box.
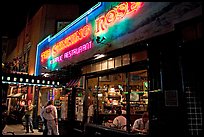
[36,2,143,75]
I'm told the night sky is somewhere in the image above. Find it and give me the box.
[1,0,98,38]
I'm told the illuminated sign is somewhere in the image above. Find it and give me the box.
[50,41,92,64]
[35,2,145,76]
[95,2,143,34]
[41,24,91,63]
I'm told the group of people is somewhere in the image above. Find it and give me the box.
[40,100,59,135]
[112,109,149,135]
[20,99,59,135]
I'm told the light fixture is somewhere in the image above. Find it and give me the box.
[2,76,4,80]
[37,80,40,83]
[20,78,23,82]
[31,79,35,83]
[7,77,10,81]
[26,79,29,82]
[47,81,50,84]
[14,77,17,81]
[42,80,45,84]
[94,53,105,60]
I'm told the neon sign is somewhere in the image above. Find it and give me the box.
[41,48,51,62]
[95,2,143,34]
[41,24,92,63]
[50,41,93,64]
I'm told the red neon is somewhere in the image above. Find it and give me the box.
[95,2,143,34]
[41,49,51,63]
[52,24,91,57]
[39,24,92,61]
[50,41,92,64]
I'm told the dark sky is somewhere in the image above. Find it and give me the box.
[1,0,98,38]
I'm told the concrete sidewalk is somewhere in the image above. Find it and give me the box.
[2,124,43,135]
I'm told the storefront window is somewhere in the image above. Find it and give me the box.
[86,69,149,133]
[101,60,108,70]
[122,54,130,66]
[108,58,114,69]
[75,88,85,122]
[91,63,96,72]
[95,62,102,72]
[115,56,122,68]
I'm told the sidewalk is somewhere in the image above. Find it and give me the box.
[2,124,43,135]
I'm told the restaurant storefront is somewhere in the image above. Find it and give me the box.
[2,72,61,128]
[35,2,202,136]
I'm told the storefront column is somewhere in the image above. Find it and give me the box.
[83,76,88,124]
[32,86,39,129]
[126,72,131,133]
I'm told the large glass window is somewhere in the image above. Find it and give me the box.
[86,69,149,134]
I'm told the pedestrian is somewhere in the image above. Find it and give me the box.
[40,102,48,135]
[24,100,34,133]
[43,100,59,135]
[132,112,149,135]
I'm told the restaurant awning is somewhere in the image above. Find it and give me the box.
[7,93,25,98]
[66,77,81,87]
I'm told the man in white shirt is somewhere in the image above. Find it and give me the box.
[43,100,59,135]
[132,112,149,135]
[40,102,48,135]
[112,109,127,131]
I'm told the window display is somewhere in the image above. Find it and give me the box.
[86,69,149,132]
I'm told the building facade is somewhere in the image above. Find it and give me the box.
[35,2,203,136]
[3,4,80,128]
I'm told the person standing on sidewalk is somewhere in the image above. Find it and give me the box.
[24,100,34,133]
[43,100,59,135]
[40,102,48,135]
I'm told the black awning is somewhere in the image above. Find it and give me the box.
[66,77,81,87]
[2,72,61,87]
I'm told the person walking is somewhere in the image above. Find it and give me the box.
[24,100,34,133]
[40,102,48,135]
[43,100,59,135]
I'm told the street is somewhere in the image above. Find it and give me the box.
[2,124,43,135]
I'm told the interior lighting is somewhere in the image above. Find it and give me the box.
[37,80,40,83]
[26,79,29,82]
[98,93,103,97]
[2,76,4,80]
[94,54,105,60]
